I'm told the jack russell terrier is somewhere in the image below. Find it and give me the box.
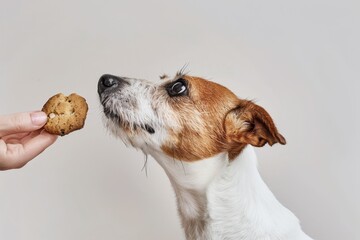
[97,71,313,240]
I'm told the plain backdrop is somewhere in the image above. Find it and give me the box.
[1,0,359,239]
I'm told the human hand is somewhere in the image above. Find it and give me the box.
[0,111,57,170]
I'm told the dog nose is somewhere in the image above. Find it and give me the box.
[98,74,126,95]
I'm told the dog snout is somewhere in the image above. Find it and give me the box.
[98,74,128,95]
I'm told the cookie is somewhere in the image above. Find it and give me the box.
[42,93,88,136]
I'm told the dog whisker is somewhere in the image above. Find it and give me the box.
[141,152,149,177]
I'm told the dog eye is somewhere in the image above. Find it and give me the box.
[167,80,187,97]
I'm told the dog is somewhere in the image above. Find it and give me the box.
[97,71,313,240]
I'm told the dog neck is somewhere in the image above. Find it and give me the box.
[149,146,311,240]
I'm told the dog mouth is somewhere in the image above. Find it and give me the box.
[103,106,120,122]
[102,104,134,133]
[100,95,123,124]
[100,95,155,134]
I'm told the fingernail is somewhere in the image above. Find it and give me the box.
[31,111,47,126]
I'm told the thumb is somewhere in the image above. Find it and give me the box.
[0,111,48,137]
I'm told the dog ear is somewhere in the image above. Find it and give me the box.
[225,100,286,147]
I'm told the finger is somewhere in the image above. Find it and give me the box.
[19,129,43,144]
[3,130,58,169]
[0,111,48,137]
[1,130,41,145]
[1,132,31,142]
[19,130,58,167]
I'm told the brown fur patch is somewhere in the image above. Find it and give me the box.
[161,76,239,161]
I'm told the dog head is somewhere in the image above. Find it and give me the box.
[98,71,285,161]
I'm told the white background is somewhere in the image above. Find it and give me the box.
[1,0,359,239]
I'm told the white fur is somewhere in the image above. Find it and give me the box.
[101,77,179,148]
[147,146,313,240]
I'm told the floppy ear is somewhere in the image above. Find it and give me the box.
[225,100,286,147]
